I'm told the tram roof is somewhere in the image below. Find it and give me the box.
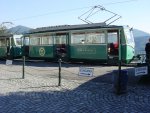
[0,34,23,39]
[0,33,12,38]
[28,23,123,34]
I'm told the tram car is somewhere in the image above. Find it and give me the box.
[0,34,23,59]
[23,23,135,64]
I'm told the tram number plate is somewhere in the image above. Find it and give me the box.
[6,60,13,65]
[135,66,148,76]
[79,67,94,77]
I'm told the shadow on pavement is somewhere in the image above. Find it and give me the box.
[1,69,150,113]
[1,60,150,112]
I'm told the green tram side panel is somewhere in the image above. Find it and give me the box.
[121,45,135,63]
[70,45,107,60]
[0,47,7,57]
[10,46,22,58]
[29,45,54,58]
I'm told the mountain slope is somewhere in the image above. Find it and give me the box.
[133,29,150,54]
[133,29,150,37]
[134,36,149,54]
[8,25,32,34]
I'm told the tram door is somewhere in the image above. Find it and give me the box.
[54,33,68,59]
[6,37,11,56]
[0,38,7,57]
[107,30,119,57]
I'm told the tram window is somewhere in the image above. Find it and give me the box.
[0,39,5,46]
[6,39,9,46]
[30,37,40,45]
[71,32,105,44]
[54,35,66,44]
[42,36,53,45]
[24,37,29,45]
[10,38,15,46]
[15,38,22,46]
[71,33,85,44]
[86,32,105,44]
[108,32,118,43]
[108,32,119,55]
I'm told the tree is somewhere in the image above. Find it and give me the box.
[0,24,7,34]
[0,22,13,35]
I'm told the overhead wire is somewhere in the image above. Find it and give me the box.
[11,6,91,22]
[10,0,138,22]
[101,0,138,5]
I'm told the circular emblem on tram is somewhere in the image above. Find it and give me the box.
[39,47,45,56]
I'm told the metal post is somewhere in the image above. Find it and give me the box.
[58,58,62,86]
[22,36,25,79]
[22,56,25,79]
[117,30,122,94]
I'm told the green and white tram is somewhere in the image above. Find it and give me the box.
[24,23,135,64]
[0,34,22,59]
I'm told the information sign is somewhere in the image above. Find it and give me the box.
[79,67,94,77]
[6,60,13,65]
[135,66,148,76]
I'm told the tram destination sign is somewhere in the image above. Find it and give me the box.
[79,67,94,77]
[135,66,148,76]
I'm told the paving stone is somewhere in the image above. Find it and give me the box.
[0,61,150,113]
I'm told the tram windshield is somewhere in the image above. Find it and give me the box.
[15,38,22,45]
[124,27,135,47]
[13,35,23,46]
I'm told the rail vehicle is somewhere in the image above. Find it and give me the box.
[0,34,23,59]
[23,23,135,64]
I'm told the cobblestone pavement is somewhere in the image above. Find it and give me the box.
[0,60,150,113]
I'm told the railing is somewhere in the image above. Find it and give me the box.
[130,50,146,64]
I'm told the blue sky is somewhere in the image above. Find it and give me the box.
[0,0,150,33]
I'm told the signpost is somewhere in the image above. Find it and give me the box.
[58,58,62,86]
